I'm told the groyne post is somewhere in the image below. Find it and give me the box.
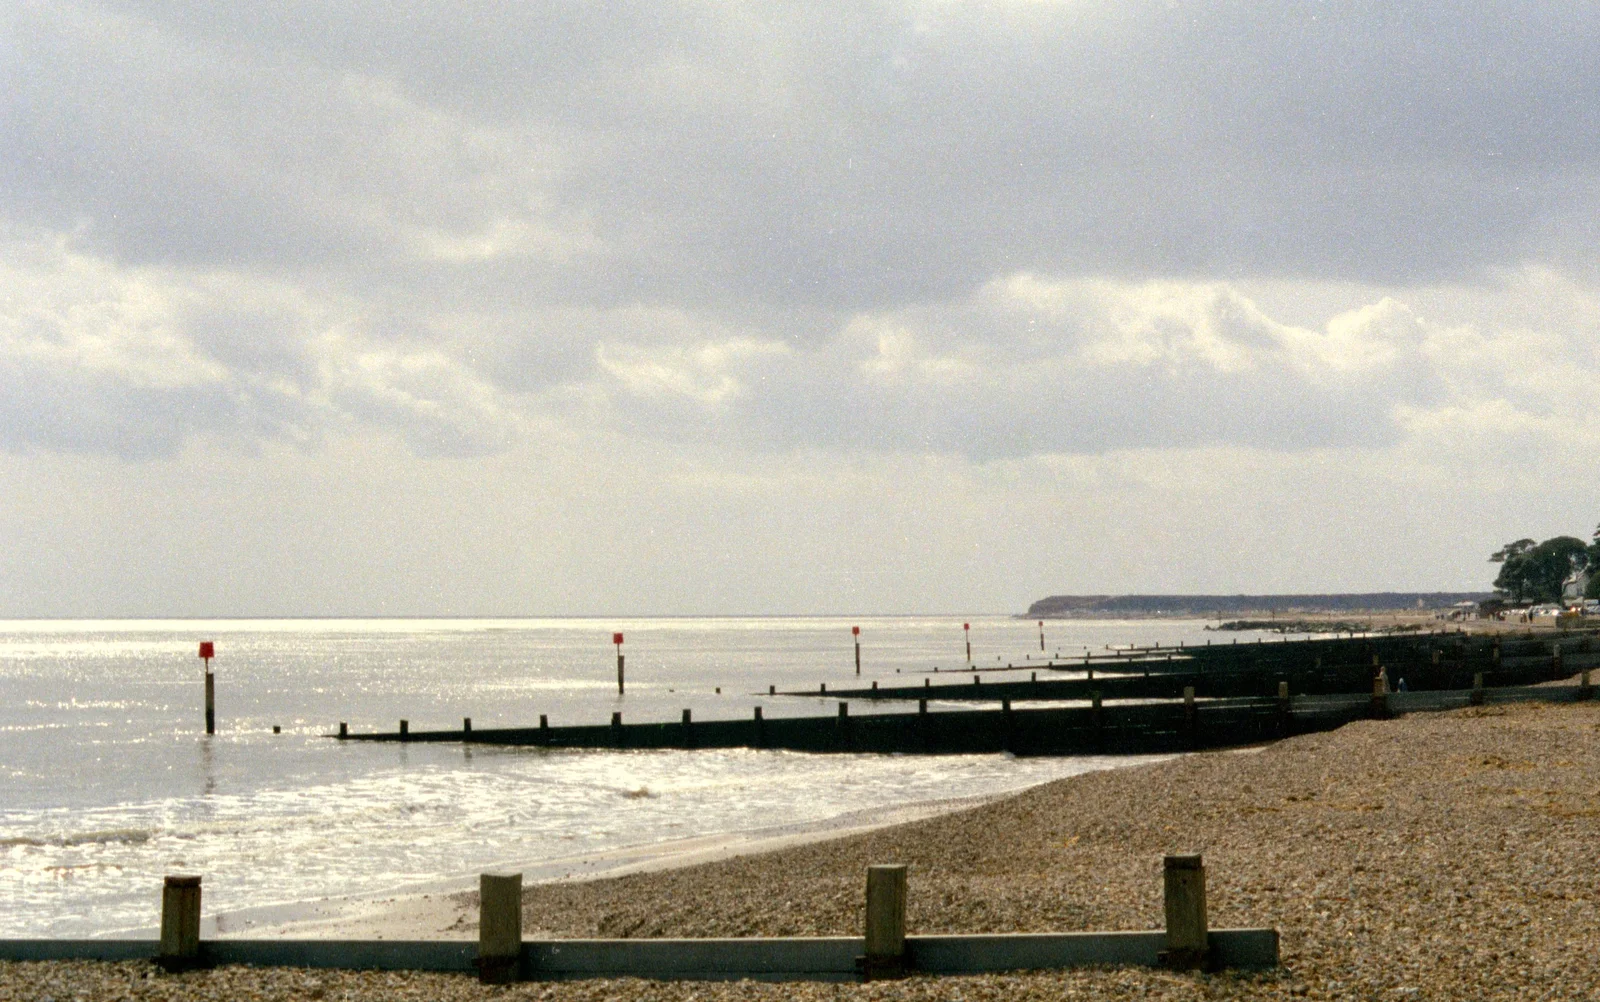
[199,641,215,736]
[682,708,694,748]
[338,722,347,738]
[614,633,625,696]
[477,872,523,984]
[753,705,765,747]
[1370,670,1389,719]
[1553,643,1563,680]
[1160,855,1207,971]
[1183,686,1197,747]
[463,717,471,733]
[399,719,409,738]
[1471,672,1485,706]
[1276,681,1290,737]
[1581,669,1593,701]
[854,625,861,674]
[860,864,908,980]
[158,875,202,971]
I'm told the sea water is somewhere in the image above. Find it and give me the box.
[0,615,1288,937]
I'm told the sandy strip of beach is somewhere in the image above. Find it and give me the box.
[7,695,1599,1000]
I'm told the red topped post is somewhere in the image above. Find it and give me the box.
[198,642,216,735]
[964,623,971,665]
[853,625,861,674]
[613,633,625,695]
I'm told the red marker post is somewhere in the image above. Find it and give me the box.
[964,623,972,665]
[852,625,861,674]
[613,633,625,696]
[198,641,216,735]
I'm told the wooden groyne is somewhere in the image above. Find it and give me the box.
[334,631,1598,757]
[340,683,1594,757]
[817,631,1600,703]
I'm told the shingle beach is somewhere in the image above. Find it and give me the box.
[6,697,1597,1001]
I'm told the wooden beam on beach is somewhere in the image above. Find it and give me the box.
[859,865,908,980]
[477,872,522,984]
[158,875,202,972]
[1160,855,1207,971]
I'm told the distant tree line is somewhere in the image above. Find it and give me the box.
[1489,526,1600,604]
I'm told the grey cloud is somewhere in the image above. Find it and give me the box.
[10,1,1600,310]
[7,1,1600,462]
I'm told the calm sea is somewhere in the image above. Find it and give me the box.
[0,615,1283,937]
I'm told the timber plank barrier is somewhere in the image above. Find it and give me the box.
[825,631,1600,704]
[0,855,1276,981]
[338,682,1596,757]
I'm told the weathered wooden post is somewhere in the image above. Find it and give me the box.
[1371,669,1389,719]
[1183,686,1197,748]
[463,717,472,733]
[477,872,522,984]
[198,641,216,735]
[611,711,623,749]
[753,705,765,747]
[613,633,625,695]
[158,875,202,971]
[853,625,861,675]
[399,719,408,737]
[1471,672,1485,706]
[769,684,776,695]
[964,622,972,665]
[859,864,908,980]
[1553,642,1563,679]
[1039,619,1046,652]
[1580,667,1594,700]
[1277,681,1291,736]
[1160,854,1208,970]
[338,721,347,738]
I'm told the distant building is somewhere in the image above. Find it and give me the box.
[1562,568,1591,603]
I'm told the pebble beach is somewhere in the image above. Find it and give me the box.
[6,696,1598,1001]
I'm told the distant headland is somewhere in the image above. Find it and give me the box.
[1025,592,1494,618]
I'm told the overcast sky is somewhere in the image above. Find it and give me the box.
[3,1,1598,616]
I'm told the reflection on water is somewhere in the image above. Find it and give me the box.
[0,616,1286,937]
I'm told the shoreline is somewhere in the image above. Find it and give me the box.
[200,791,1020,941]
[197,755,1170,941]
[11,696,1600,998]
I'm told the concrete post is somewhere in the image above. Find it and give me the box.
[860,864,908,980]
[1161,854,1208,970]
[477,872,522,984]
[158,875,202,971]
